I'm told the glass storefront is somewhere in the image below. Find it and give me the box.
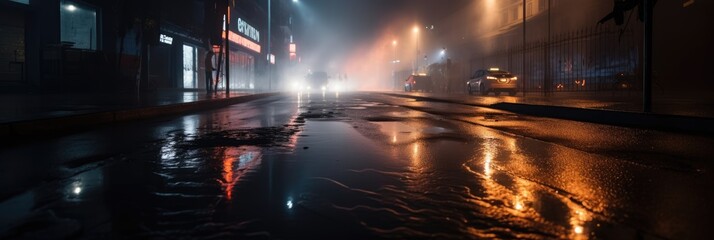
[60,1,97,50]
[216,50,255,90]
[183,44,198,89]
[228,51,255,89]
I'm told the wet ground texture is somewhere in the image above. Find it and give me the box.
[1,92,713,239]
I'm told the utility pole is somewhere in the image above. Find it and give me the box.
[225,3,231,95]
[268,0,272,91]
[643,0,653,112]
[392,40,397,90]
[544,0,551,96]
[522,0,526,97]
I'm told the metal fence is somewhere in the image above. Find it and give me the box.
[475,25,640,93]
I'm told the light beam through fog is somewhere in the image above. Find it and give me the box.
[294,0,473,92]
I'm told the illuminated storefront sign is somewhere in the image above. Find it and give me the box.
[236,18,259,42]
[289,43,297,61]
[227,31,261,53]
[159,34,173,45]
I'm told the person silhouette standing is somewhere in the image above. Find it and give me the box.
[204,51,215,94]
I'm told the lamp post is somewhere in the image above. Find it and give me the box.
[267,0,273,91]
[441,48,447,92]
[392,40,397,90]
[413,26,419,74]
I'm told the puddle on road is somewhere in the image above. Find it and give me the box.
[372,121,455,145]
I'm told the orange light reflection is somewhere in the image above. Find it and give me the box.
[222,148,237,200]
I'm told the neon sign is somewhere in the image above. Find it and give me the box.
[227,31,261,53]
[159,34,173,45]
[236,18,260,42]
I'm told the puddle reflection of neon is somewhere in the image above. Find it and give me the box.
[223,153,235,200]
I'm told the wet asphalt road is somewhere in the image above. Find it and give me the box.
[1,92,713,239]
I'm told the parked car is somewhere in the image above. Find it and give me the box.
[404,74,434,92]
[467,68,518,96]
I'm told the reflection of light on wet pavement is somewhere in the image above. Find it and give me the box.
[182,92,197,103]
[460,130,601,238]
[483,139,496,178]
[373,122,417,145]
[221,148,262,201]
[568,205,592,239]
[183,116,197,137]
[412,142,419,158]
[223,151,235,200]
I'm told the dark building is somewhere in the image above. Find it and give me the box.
[435,0,714,96]
[0,0,296,93]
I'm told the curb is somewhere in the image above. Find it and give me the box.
[492,102,714,135]
[382,92,714,135]
[0,93,279,142]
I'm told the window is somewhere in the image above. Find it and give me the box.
[526,0,535,17]
[183,45,198,88]
[9,0,29,4]
[60,1,97,50]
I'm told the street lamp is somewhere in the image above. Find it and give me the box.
[412,26,420,74]
[441,48,448,92]
[392,40,397,89]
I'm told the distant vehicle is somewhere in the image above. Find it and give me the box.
[467,68,518,96]
[305,71,330,91]
[404,74,434,92]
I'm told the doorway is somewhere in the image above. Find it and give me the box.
[182,44,197,89]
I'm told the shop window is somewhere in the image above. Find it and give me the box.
[183,45,198,89]
[60,1,97,50]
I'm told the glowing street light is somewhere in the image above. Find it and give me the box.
[392,40,398,89]
[412,26,420,74]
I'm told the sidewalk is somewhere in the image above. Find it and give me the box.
[0,90,277,143]
[382,91,714,135]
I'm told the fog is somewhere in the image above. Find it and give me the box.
[292,0,714,96]
[293,0,472,91]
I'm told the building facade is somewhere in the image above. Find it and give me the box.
[437,0,713,95]
[0,0,295,93]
